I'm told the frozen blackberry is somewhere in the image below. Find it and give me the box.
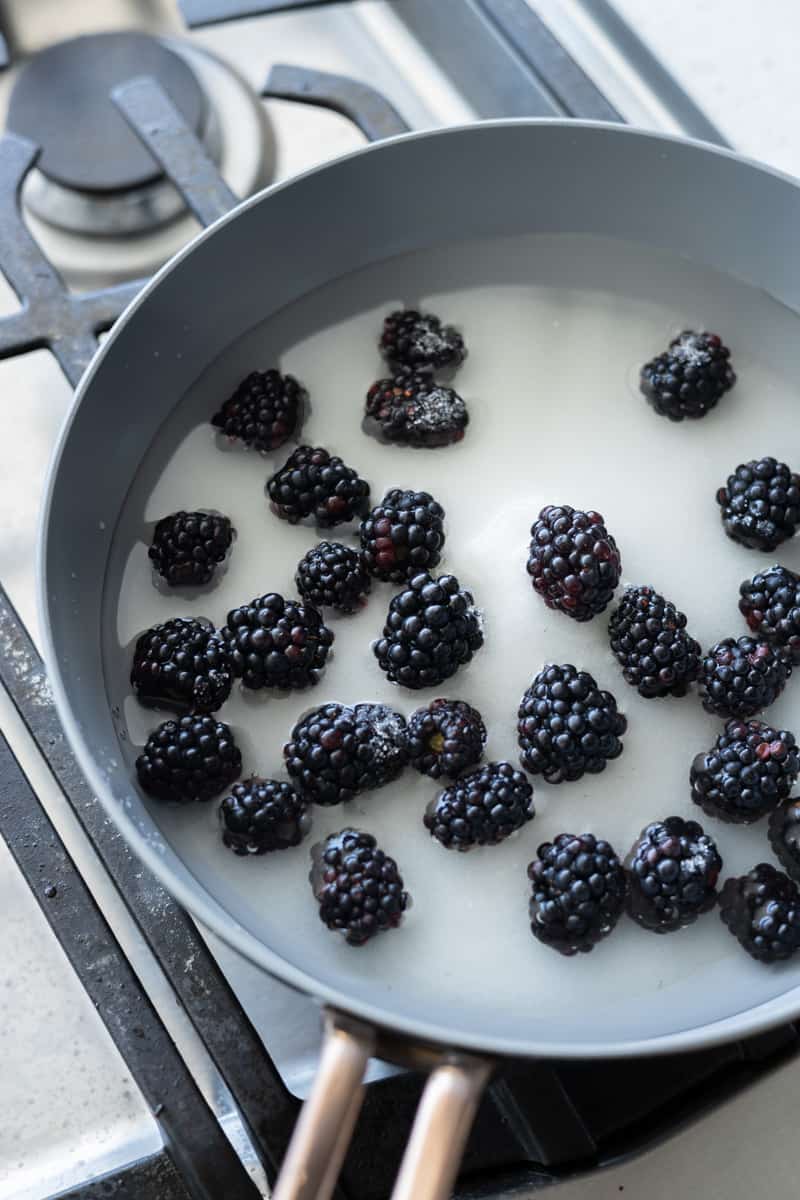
[365,371,468,448]
[360,488,445,583]
[312,828,409,945]
[379,309,466,373]
[639,330,735,421]
[295,542,371,614]
[373,571,483,689]
[221,593,333,690]
[131,617,233,713]
[528,833,626,956]
[284,702,406,805]
[424,761,533,850]
[406,698,486,780]
[267,445,370,527]
[719,864,800,963]
[211,368,303,452]
[136,715,241,804]
[690,719,799,824]
[517,664,626,784]
[625,817,721,933]
[609,585,701,698]
[717,457,800,551]
[149,510,233,588]
[739,565,800,662]
[700,635,791,719]
[769,801,800,882]
[527,505,621,622]
[220,779,311,855]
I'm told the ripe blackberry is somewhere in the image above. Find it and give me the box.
[221,593,333,690]
[625,817,721,933]
[406,698,486,780]
[717,457,800,551]
[769,800,800,882]
[295,542,371,613]
[424,761,534,850]
[639,330,735,421]
[379,309,466,373]
[719,864,800,963]
[312,828,409,945]
[608,585,701,699]
[365,371,468,448]
[131,617,233,713]
[528,833,626,956]
[135,715,242,804]
[149,510,233,588]
[211,368,303,452]
[284,702,407,805]
[360,489,445,583]
[690,719,799,824]
[739,565,800,662]
[527,505,621,622]
[267,445,370,527]
[517,664,626,784]
[373,572,483,689]
[220,779,311,855]
[699,635,791,719]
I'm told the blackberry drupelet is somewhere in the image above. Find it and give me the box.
[360,489,445,583]
[365,371,468,448]
[211,368,303,452]
[719,864,800,963]
[149,510,233,588]
[527,505,621,622]
[284,702,407,805]
[136,715,241,804]
[373,572,483,689]
[691,719,800,824]
[528,833,626,955]
[295,541,371,613]
[608,585,701,698]
[739,565,800,662]
[221,593,333,690]
[379,309,466,373]
[267,445,370,527]
[639,330,735,421]
[312,828,409,945]
[625,817,721,933]
[406,698,486,780]
[699,636,791,719]
[131,617,233,713]
[517,664,626,784]
[424,761,533,850]
[220,778,311,855]
[769,801,800,882]
[717,457,800,551]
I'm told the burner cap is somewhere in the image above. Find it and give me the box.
[7,31,206,194]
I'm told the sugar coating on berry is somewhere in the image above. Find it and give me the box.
[220,778,311,855]
[739,564,800,663]
[360,488,445,583]
[365,371,468,448]
[639,330,734,421]
[717,456,800,551]
[373,571,483,690]
[719,864,800,963]
[699,636,791,719]
[609,585,701,698]
[221,593,333,691]
[528,833,627,955]
[691,719,799,824]
[379,309,466,373]
[284,702,407,805]
[424,761,533,850]
[267,445,370,527]
[311,828,409,945]
[131,617,233,713]
[136,714,242,804]
[625,817,721,933]
[211,368,304,451]
[517,663,626,784]
[527,505,621,622]
[149,510,233,588]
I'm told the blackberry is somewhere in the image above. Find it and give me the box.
[360,489,445,583]
[690,719,799,824]
[717,457,800,551]
[639,330,735,421]
[406,698,486,780]
[221,593,333,690]
[379,309,466,373]
[699,635,791,719]
[295,542,371,613]
[424,761,533,850]
[149,510,233,588]
[719,864,800,963]
[135,715,241,804]
[528,833,626,956]
[311,828,409,945]
[609,585,701,698]
[211,368,303,452]
[131,617,233,713]
[284,702,407,805]
[768,800,800,882]
[527,505,621,622]
[373,572,483,689]
[220,779,311,855]
[739,565,800,662]
[625,817,721,933]
[517,664,626,784]
[267,446,370,527]
[365,371,468,448]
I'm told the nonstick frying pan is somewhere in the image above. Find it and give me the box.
[40,119,800,1199]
